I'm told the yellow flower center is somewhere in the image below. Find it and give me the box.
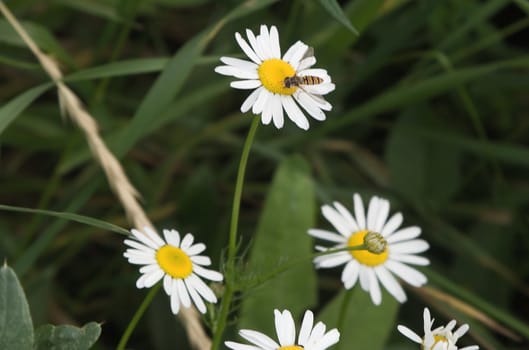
[348,230,389,266]
[156,245,193,278]
[422,335,448,350]
[258,59,297,95]
[278,346,303,350]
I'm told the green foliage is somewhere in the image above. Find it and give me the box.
[237,155,317,334]
[0,264,101,349]
[0,264,33,350]
[319,289,399,350]
[1,0,529,349]
[34,323,101,350]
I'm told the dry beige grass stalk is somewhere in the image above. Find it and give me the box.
[0,2,211,349]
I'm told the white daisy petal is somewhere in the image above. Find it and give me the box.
[308,228,346,243]
[184,278,207,314]
[288,42,309,69]
[381,212,403,236]
[176,278,191,308]
[235,32,261,64]
[321,204,352,237]
[391,254,430,266]
[367,196,380,230]
[185,243,206,256]
[241,87,263,113]
[294,90,326,121]
[297,56,316,71]
[375,266,407,303]
[124,239,154,252]
[163,275,173,295]
[367,268,382,305]
[170,281,180,314]
[387,226,421,242]
[215,65,259,79]
[302,83,335,95]
[245,28,264,61]
[239,329,279,349]
[282,41,305,62]
[258,25,273,59]
[390,239,429,254]
[305,93,332,111]
[268,25,281,58]
[316,252,351,268]
[180,233,194,248]
[261,95,273,125]
[281,95,309,130]
[397,325,422,344]
[358,267,370,291]
[341,259,360,289]
[252,88,270,114]
[332,201,359,232]
[187,274,217,303]
[271,93,284,128]
[162,229,181,247]
[141,269,164,288]
[353,193,366,229]
[276,310,296,346]
[225,341,264,350]
[231,79,262,90]
[374,198,390,233]
[313,329,340,350]
[190,255,211,266]
[130,228,160,250]
[193,265,224,281]
[385,260,427,287]
[220,56,258,70]
[298,310,314,345]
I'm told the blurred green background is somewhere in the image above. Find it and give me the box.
[1,0,529,349]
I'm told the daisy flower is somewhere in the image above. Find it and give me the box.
[308,193,429,305]
[397,307,479,350]
[123,227,223,314]
[215,24,335,130]
[225,309,340,350]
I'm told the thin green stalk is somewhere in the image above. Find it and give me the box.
[336,289,354,350]
[116,283,161,350]
[211,116,259,350]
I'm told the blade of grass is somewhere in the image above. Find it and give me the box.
[0,83,51,135]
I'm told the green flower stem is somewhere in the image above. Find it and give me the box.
[116,283,161,350]
[211,116,260,350]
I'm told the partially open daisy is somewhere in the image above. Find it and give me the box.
[225,309,340,350]
[308,193,429,305]
[123,227,223,314]
[215,24,335,130]
[397,307,479,350]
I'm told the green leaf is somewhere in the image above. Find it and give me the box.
[237,155,317,334]
[0,20,73,66]
[316,0,359,36]
[0,84,51,135]
[64,58,169,82]
[0,204,129,235]
[34,322,101,350]
[385,111,462,202]
[318,289,399,350]
[0,264,33,350]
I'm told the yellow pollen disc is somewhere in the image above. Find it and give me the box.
[422,335,448,350]
[156,245,193,279]
[258,59,297,95]
[278,346,304,350]
[348,230,389,267]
